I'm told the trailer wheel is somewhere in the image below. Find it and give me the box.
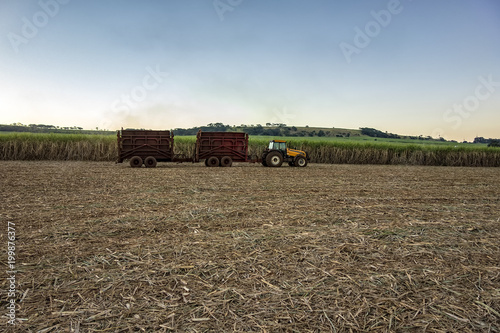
[266,151,283,167]
[295,156,307,167]
[220,156,233,167]
[144,156,157,168]
[204,159,209,167]
[206,156,219,167]
[129,156,143,168]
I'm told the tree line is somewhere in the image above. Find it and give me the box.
[2,123,498,145]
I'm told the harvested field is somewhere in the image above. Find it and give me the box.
[1,161,499,332]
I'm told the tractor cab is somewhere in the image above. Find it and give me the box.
[268,140,287,152]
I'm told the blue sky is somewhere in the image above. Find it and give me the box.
[0,0,499,140]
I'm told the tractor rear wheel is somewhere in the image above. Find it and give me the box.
[206,156,219,167]
[261,153,268,166]
[220,156,233,167]
[129,156,143,168]
[265,151,283,167]
[144,156,157,168]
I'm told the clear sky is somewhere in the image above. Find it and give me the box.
[1,0,499,141]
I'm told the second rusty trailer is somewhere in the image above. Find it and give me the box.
[194,130,250,167]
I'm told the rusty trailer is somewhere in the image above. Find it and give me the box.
[117,129,175,168]
[195,130,250,167]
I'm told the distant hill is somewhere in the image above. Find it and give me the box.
[1,123,497,144]
[172,123,364,138]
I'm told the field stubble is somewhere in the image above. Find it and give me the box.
[0,161,499,332]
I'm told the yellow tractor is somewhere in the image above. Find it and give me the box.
[261,140,309,167]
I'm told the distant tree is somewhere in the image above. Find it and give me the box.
[474,137,487,144]
[488,140,500,147]
[361,127,400,139]
[318,130,325,137]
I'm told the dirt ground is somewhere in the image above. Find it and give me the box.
[0,161,499,332]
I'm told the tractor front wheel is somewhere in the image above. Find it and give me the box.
[295,156,307,167]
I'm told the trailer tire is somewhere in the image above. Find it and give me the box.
[144,156,157,168]
[220,156,233,167]
[130,156,143,168]
[204,159,210,167]
[295,156,307,167]
[206,156,219,167]
[266,151,283,167]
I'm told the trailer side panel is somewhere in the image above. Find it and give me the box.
[195,131,249,162]
[117,129,174,163]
